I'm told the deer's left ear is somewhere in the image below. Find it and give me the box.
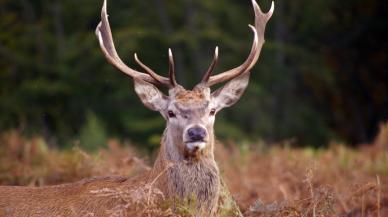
[211,73,250,110]
[134,79,168,111]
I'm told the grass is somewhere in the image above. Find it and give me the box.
[0,124,387,216]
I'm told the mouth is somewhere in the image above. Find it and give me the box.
[184,139,207,144]
[183,143,205,161]
[184,141,207,152]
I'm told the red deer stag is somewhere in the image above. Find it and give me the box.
[0,0,273,216]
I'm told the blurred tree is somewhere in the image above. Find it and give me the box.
[79,111,107,151]
[0,0,386,147]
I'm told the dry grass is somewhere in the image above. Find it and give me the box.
[218,143,387,217]
[217,122,388,216]
[0,134,148,186]
[0,123,387,216]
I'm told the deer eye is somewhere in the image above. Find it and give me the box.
[210,109,216,116]
[168,110,176,118]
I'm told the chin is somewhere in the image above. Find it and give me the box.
[184,142,207,161]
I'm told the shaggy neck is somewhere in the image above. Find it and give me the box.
[151,127,220,214]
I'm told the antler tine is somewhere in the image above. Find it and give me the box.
[204,0,274,87]
[96,0,170,86]
[201,46,219,84]
[134,53,173,87]
[168,49,177,87]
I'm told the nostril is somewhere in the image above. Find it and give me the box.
[199,130,206,138]
[188,128,196,138]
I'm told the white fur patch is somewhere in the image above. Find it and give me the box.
[186,142,206,151]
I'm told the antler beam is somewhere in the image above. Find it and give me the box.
[200,0,274,87]
[96,0,175,87]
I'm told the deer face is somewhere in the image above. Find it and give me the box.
[166,87,212,155]
[133,73,251,158]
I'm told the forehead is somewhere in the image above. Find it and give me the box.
[171,89,210,112]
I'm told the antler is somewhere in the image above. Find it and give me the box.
[200,0,274,87]
[168,49,178,87]
[96,0,176,87]
[201,47,219,84]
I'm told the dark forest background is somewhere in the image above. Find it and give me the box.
[0,0,387,149]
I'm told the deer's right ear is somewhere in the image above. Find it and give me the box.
[134,79,168,111]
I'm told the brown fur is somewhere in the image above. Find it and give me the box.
[175,89,205,104]
[0,91,220,217]
[151,128,220,215]
[0,176,140,216]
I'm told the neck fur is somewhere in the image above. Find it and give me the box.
[151,127,220,215]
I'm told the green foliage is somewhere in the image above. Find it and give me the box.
[0,0,386,147]
[79,111,108,151]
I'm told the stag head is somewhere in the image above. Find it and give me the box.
[96,0,274,160]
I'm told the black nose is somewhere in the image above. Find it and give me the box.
[187,127,207,142]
